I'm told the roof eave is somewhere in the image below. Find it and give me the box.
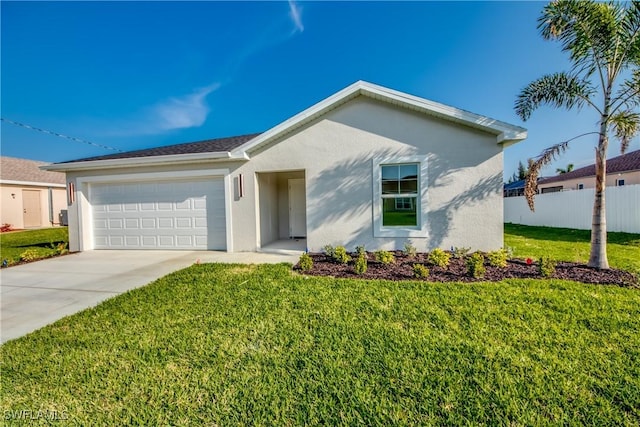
[41,151,248,172]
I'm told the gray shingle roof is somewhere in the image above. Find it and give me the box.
[540,149,640,185]
[1,156,66,185]
[58,133,261,164]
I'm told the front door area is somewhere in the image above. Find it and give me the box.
[288,178,306,238]
[256,170,306,249]
[22,190,42,228]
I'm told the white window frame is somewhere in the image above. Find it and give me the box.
[372,156,428,238]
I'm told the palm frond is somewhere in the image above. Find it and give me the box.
[612,69,640,112]
[515,73,595,121]
[538,1,634,84]
[524,141,570,211]
[609,110,640,153]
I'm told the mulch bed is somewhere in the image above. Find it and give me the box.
[295,252,638,288]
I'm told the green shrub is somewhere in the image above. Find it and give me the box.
[298,252,313,271]
[487,249,508,268]
[452,246,471,259]
[428,248,451,268]
[355,245,366,257]
[20,248,41,262]
[403,242,417,258]
[333,246,351,264]
[375,250,395,264]
[354,253,368,275]
[538,256,556,278]
[466,252,486,279]
[413,264,429,278]
[323,245,335,257]
[53,241,69,255]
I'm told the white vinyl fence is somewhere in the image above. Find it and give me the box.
[504,184,640,233]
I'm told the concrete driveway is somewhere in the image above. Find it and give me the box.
[1,250,298,344]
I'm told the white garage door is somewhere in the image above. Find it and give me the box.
[90,178,226,250]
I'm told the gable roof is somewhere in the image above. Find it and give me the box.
[1,156,66,186]
[232,80,527,156]
[539,149,640,185]
[44,81,527,172]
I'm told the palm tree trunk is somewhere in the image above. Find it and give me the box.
[588,119,610,269]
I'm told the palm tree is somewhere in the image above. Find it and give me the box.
[515,0,640,269]
[556,163,574,174]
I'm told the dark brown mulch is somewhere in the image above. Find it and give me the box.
[295,252,638,288]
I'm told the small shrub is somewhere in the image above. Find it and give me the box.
[355,245,366,257]
[20,248,41,262]
[333,246,351,264]
[413,264,429,278]
[403,242,417,258]
[50,241,69,255]
[375,250,395,264]
[0,223,13,233]
[298,252,313,271]
[323,245,335,257]
[56,242,69,255]
[452,246,471,259]
[487,249,508,268]
[538,256,556,278]
[466,252,486,279]
[354,253,368,275]
[428,248,451,268]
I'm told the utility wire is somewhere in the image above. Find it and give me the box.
[1,117,124,153]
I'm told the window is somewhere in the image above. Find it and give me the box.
[373,156,428,238]
[577,183,584,190]
[616,179,625,186]
[541,186,563,194]
[381,164,418,226]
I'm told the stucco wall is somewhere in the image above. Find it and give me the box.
[0,184,67,229]
[63,96,506,253]
[232,97,504,252]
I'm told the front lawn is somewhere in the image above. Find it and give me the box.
[505,223,640,275]
[2,263,639,425]
[0,227,69,266]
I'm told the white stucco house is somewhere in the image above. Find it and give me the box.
[44,81,527,253]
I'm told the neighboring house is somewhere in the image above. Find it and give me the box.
[503,177,547,197]
[0,156,67,229]
[538,149,640,193]
[44,81,527,253]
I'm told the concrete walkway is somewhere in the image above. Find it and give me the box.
[1,250,299,344]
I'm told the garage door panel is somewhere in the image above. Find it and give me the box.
[91,178,225,250]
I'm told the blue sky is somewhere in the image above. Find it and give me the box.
[2,1,638,180]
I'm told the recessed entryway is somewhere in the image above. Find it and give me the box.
[256,170,306,249]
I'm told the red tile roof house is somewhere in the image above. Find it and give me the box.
[43,81,527,253]
[538,149,640,193]
[0,156,67,229]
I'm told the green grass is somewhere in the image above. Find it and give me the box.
[2,263,639,425]
[504,223,640,275]
[0,228,69,265]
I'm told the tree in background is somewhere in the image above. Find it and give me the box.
[556,163,575,174]
[507,160,530,184]
[515,0,639,269]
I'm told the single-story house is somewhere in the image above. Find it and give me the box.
[1,156,67,229]
[538,149,640,193]
[44,81,527,253]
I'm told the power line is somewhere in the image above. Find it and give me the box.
[1,117,124,153]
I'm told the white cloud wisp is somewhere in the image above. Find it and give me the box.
[152,83,220,131]
[288,0,304,33]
